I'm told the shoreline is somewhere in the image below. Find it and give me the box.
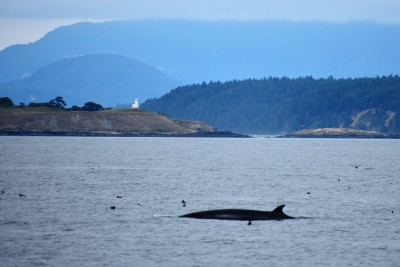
[0,130,250,138]
[277,128,400,139]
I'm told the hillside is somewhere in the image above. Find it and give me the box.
[0,107,246,137]
[1,20,399,84]
[141,76,400,134]
[0,54,181,107]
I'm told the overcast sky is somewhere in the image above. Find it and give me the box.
[1,0,399,50]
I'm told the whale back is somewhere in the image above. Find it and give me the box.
[180,204,294,221]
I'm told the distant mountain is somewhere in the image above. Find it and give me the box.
[141,76,400,134]
[0,20,399,84]
[0,54,181,106]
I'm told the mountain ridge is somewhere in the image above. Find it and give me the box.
[1,20,399,84]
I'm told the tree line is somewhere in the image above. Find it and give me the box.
[0,96,105,111]
[142,75,400,134]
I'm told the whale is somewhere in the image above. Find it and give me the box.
[179,204,293,221]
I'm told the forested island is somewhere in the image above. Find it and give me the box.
[142,76,400,134]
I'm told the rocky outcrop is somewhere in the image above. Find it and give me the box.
[280,128,400,139]
[0,108,248,137]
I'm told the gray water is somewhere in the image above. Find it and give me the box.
[0,137,399,267]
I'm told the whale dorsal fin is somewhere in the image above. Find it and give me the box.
[272,204,286,213]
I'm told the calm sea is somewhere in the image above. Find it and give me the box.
[0,137,399,267]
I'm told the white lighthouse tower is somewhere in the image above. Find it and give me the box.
[132,99,139,109]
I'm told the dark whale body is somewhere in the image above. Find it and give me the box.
[180,204,293,221]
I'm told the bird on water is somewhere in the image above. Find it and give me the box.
[351,164,362,169]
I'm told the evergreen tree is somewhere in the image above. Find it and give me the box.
[49,96,67,109]
[0,97,14,107]
[82,102,104,111]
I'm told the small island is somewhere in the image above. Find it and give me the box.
[0,108,248,137]
[0,100,248,138]
[280,128,400,139]
[0,96,249,137]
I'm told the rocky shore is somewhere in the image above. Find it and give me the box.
[280,128,400,139]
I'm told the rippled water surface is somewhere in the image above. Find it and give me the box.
[0,137,399,266]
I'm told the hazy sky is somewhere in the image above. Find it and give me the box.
[1,0,400,50]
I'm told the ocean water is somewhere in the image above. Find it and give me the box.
[0,136,399,267]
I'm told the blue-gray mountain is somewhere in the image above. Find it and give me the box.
[0,20,399,84]
[0,54,181,106]
[141,76,400,134]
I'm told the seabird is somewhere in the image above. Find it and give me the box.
[110,206,116,209]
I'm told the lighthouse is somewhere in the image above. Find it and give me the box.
[132,99,139,109]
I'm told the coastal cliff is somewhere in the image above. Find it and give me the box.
[0,108,247,137]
